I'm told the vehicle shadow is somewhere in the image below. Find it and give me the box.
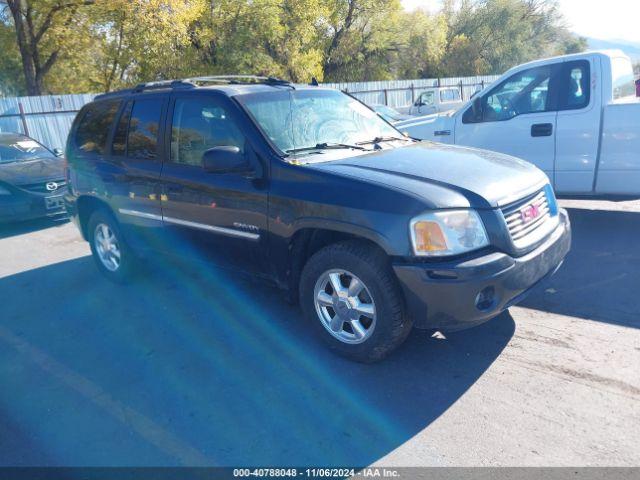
[520,207,640,329]
[0,216,68,240]
[0,255,514,466]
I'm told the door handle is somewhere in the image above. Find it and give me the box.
[531,123,553,137]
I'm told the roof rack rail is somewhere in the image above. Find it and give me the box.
[185,75,293,87]
[94,75,294,100]
[132,79,196,92]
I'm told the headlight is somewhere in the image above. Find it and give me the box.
[410,210,489,256]
[0,186,11,196]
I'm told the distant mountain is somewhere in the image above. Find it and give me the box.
[586,37,640,63]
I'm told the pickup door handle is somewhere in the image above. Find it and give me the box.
[531,123,553,137]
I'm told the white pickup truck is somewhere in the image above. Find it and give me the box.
[397,50,640,195]
[406,86,464,115]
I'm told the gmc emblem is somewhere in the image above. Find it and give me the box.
[520,203,541,223]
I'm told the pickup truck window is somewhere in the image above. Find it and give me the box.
[558,60,590,111]
[418,91,435,106]
[484,65,552,121]
[239,89,398,156]
[440,89,461,103]
[463,65,555,124]
[611,57,636,100]
[170,97,245,167]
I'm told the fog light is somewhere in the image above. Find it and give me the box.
[475,286,495,311]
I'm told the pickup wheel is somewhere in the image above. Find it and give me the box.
[300,241,412,363]
[88,209,136,284]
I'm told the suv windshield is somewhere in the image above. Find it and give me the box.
[0,134,54,164]
[238,89,402,157]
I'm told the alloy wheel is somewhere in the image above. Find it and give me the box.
[313,269,376,344]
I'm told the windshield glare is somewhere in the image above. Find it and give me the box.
[240,89,400,155]
[0,136,54,164]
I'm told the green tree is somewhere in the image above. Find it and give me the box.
[0,16,25,95]
[394,9,447,79]
[0,0,592,95]
[189,0,325,82]
[86,0,206,92]
[3,0,95,95]
[321,0,404,82]
[441,0,585,76]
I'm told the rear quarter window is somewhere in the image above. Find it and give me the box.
[611,57,636,100]
[74,100,120,154]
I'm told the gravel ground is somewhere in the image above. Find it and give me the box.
[0,199,638,467]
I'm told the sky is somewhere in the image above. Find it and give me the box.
[401,0,640,45]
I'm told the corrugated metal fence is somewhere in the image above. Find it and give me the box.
[0,75,500,150]
[0,93,95,150]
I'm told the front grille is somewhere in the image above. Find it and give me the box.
[19,180,67,194]
[501,187,556,247]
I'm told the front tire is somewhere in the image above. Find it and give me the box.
[300,241,412,363]
[88,209,136,283]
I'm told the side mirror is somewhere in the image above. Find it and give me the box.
[53,148,64,157]
[414,100,423,107]
[471,96,483,121]
[202,146,251,175]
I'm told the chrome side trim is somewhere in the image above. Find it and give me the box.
[118,208,260,240]
[118,209,163,221]
[162,216,261,241]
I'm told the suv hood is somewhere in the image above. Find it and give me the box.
[309,142,549,209]
[0,157,64,185]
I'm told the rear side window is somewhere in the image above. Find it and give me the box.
[558,60,590,111]
[440,89,461,102]
[112,101,133,156]
[127,99,162,159]
[74,100,120,154]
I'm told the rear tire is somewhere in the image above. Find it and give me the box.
[88,209,137,284]
[300,241,412,363]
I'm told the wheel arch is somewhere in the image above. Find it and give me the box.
[76,195,115,241]
[285,223,393,303]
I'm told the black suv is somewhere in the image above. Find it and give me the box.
[65,76,571,362]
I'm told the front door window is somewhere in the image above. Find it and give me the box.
[468,65,554,123]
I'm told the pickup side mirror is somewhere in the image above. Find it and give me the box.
[52,148,64,157]
[202,146,252,175]
[414,100,423,107]
[471,96,483,122]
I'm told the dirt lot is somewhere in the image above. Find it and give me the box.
[0,199,638,466]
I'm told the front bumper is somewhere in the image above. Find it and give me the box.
[393,209,571,331]
[0,190,67,223]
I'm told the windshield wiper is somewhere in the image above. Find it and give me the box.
[286,142,371,154]
[356,135,411,145]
